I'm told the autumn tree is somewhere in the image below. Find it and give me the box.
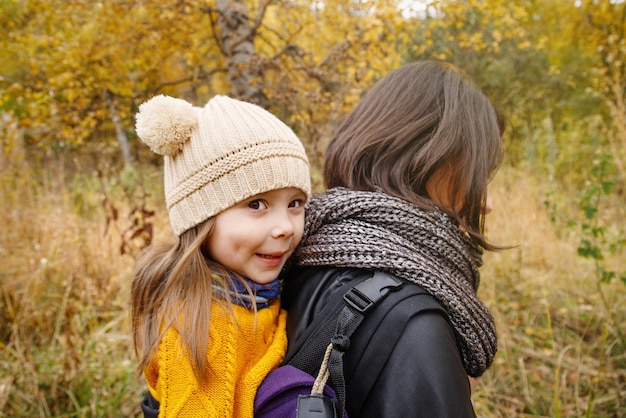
[1,0,410,176]
[1,1,189,166]
[577,0,626,184]
[5,0,620,187]
[510,0,626,187]
[402,0,558,167]
[212,0,269,107]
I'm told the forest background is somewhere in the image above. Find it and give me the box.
[0,0,625,416]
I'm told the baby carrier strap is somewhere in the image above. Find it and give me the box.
[285,270,445,417]
[284,271,400,371]
[285,271,403,417]
[345,284,446,411]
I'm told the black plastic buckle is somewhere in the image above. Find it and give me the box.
[296,394,339,418]
[343,272,403,313]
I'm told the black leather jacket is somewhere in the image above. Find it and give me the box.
[282,267,477,418]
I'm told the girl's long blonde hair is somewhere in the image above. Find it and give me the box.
[131,219,248,385]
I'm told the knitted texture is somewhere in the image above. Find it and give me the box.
[144,300,288,417]
[293,187,497,377]
[136,95,311,236]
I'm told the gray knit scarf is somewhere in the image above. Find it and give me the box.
[293,187,497,377]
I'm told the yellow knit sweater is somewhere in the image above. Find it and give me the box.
[144,300,288,418]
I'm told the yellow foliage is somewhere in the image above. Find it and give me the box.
[1,0,623,183]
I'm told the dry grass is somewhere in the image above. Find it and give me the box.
[0,161,162,417]
[474,168,626,417]
[0,160,624,417]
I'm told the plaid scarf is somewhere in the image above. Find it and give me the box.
[213,274,281,309]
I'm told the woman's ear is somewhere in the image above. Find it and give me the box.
[425,164,456,211]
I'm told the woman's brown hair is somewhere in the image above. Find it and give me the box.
[324,60,504,250]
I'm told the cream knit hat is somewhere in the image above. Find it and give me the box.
[135,95,311,236]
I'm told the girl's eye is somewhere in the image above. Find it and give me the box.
[289,199,304,208]
[248,199,268,210]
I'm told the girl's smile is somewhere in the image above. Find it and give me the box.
[257,252,288,268]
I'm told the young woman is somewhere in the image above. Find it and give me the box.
[282,60,505,417]
[131,94,310,417]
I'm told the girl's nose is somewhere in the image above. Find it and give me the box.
[271,212,295,238]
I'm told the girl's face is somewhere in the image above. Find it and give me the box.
[206,187,306,284]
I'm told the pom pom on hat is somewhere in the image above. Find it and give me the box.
[136,95,197,156]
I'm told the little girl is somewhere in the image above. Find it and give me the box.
[131,94,311,417]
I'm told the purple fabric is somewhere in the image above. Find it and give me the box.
[254,365,342,418]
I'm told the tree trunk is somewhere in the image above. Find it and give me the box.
[107,93,133,167]
[215,0,269,108]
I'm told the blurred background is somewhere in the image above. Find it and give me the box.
[0,0,624,416]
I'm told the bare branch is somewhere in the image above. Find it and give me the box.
[201,6,227,56]
[147,67,228,94]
